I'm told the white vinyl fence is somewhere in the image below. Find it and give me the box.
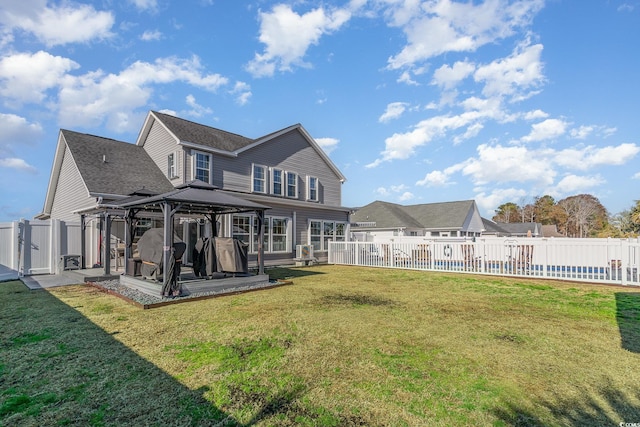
[0,219,83,280]
[329,237,640,286]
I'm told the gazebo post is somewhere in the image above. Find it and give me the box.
[124,209,133,273]
[162,202,173,294]
[104,212,111,275]
[257,209,265,275]
[80,214,86,269]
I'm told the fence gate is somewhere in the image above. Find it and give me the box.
[0,219,82,278]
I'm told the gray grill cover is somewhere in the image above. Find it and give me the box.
[137,228,186,280]
[192,237,248,276]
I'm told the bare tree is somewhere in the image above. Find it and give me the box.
[558,194,607,237]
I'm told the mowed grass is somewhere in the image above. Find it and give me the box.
[1,265,640,426]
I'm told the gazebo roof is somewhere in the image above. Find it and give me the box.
[117,180,270,215]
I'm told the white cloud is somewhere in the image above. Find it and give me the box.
[432,60,475,89]
[0,51,79,105]
[633,172,640,180]
[379,102,409,123]
[416,170,452,187]
[0,1,114,46]
[315,137,339,154]
[230,81,252,106]
[461,143,556,186]
[554,143,640,171]
[474,40,545,101]
[522,109,548,120]
[375,186,390,196]
[140,30,162,41]
[554,174,604,194]
[398,191,415,202]
[475,187,527,215]
[367,107,498,167]
[184,94,212,117]
[0,113,43,156]
[129,0,158,12]
[58,56,229,132]
[0,157,37,174]
[246,4,351,77]
[521,118,567,142]
[570,125,594,140]
[386,0,544,69]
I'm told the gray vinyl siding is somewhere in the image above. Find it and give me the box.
[214,129,342,206]
[143,120,182,185]
[219,200,349,266]
[50,144,95,222]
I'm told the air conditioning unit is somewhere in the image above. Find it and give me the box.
[296,244,314,260]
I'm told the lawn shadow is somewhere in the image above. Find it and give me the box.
[0,281,236,426]
[492,379,640,426]
[615,292,640,353]
[265,266,326,279]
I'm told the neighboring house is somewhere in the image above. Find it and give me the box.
[493,222,543,237]
[481,219,545,237]
[541,224,564,237]
[38,110,350,266]
[350,200,485,238]
[480,218,509,237]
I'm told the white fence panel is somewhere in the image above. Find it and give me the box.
[329,237,640,287]
[0,219,84,277]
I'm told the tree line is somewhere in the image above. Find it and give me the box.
[492,195,640,238]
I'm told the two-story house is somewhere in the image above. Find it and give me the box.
[38,110,350,268]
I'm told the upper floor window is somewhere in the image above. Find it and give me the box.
[272,168,284,196]
[167,152,177,179]
[193,151,211,183]
[286,172,298,198]
[253,164,267,193]
[307,176,318,201]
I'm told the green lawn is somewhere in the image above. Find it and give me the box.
[1,265,639,426]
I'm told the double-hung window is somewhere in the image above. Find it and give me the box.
[232,214,289,253]
[253,164,267,193]
[286,172,298,198]
[308,220,347,251]
[193,151,211,183]
[167,152,177,179]
[307,176,318,201]
[272,168,284,196]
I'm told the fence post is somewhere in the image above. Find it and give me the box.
[621,239,629,286]
[10,220,20,272]
[542,239,548,278]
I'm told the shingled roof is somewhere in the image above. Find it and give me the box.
[62,130,174,197]
[351,200,477,230]
[150,111,254,152]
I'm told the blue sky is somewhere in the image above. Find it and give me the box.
[1,0,639,222]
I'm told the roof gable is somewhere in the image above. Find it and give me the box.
[141,111,254,152]
[138,111,346,183]
[62,130,173,197]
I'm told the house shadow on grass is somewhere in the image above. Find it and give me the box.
[616,292,640,353]
[492,380,640,426]
[0,281,235,426]
[265,266,326,280]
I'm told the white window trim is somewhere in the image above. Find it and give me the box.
[308,219,348,251]
[306,176,318,202]
[168,151,178,179]
[286,171,298,199]
[232,214,291,254]
[252,164,267,194]
[191,150,212,184]
[271,167,284,196]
